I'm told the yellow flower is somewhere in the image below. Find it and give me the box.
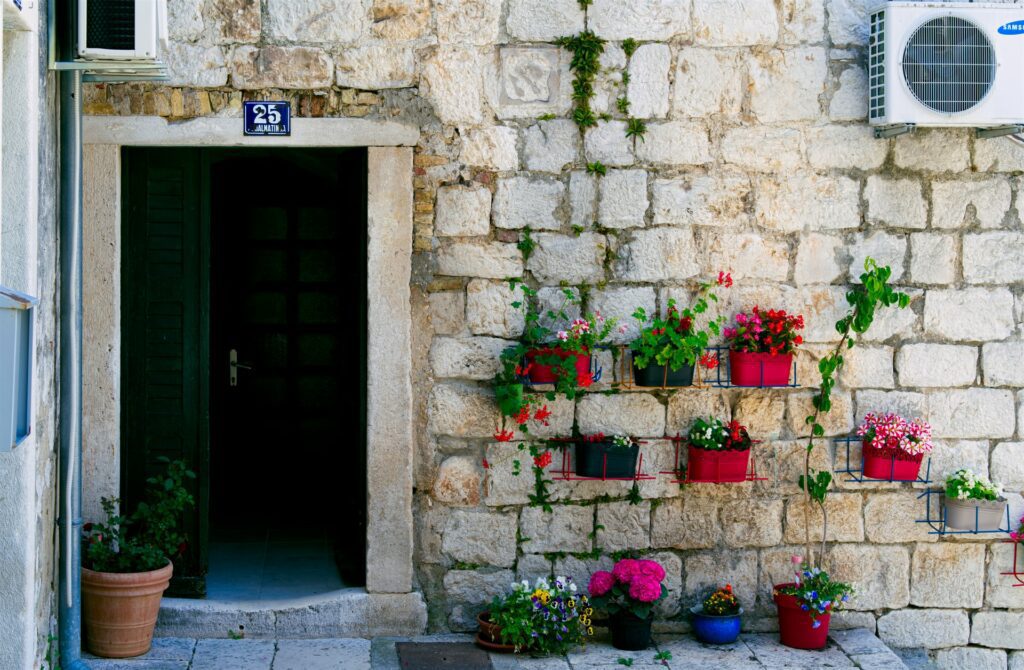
[532,589,550,604]
[587,627,594,636]
[568,599,576,609]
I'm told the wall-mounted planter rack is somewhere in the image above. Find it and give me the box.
[832,435,932,484]
[915,489,1012,536]
[700,347,799,389]
[546,437,655,483]
[659,435,767,485]
[515,353,603,389]
[611,346,798,391]
[1001,541,1024,587]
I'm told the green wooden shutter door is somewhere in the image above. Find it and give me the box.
[122,148,206,593]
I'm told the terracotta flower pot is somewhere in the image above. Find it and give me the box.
[944,496,1008,531]
[525,348,590,384]
[82,561,173,658]
[476,611,517,653]
[773,583,830,650]
[687,444,750,483]
[729,351,793,387]
[861,439,924,481]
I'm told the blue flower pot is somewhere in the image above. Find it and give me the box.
[690,605,742,645]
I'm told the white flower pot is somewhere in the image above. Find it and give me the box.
[943,496,1007,531]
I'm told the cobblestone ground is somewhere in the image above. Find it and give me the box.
[83,629,911,669]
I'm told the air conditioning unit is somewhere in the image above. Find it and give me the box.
[869,2,1024,135]
[77,0,167,61]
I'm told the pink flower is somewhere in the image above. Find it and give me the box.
[791,555,803,565]
[628,575,663,603]
[612,559,640,584]
[556,330,569,341]
[589,570,615,597]
[723,327,737,340]
[636,559,666,583]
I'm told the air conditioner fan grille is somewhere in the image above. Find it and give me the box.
[901,16,995,114]
[86,0,136,51]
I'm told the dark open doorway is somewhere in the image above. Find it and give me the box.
[121,147,368,600]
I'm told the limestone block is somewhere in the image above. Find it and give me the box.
[795,233,842,285]
[830,66,868,120]
[527,233,606,284]
[428,383,498,438]
[429,292,466,336]
[722,127,804,172]
[589,286,656,345]
[596,501,651,553]
[635,122,711,166]
[493,176,565,231]
[703,232,790,281]
[829,545,910,610]
[927,440,989,487]
[666,390,731,435]
[517,554,553,581]
[230,46,333,89]
[436,241,523,279]
[972,611,1024,649]
[932,179,1012,229]
[786,391,854,437]
[985,343,1024,388]
[864,492,936,543]
[735,392,787,440]
[506,0,585,40]
[910,544,985,608]
[168,0,203,41]
[335,44,416,89]
[757,547,807,613]
[672,48,743,119]
[435,0,502,45]
[794,285,852,343]
[444,569,515,629]
[577,393,666,436]
[964,233,1024,283]
[206,0,260,44]
[991,442,1024,492]
[422,47,487,125]
[430,336,510,380]
[693,0,779,45]
[925,289,1014,341]
[584,121,634,167]
[435,185,492,237]
[935,647,1008,670]
[780,0,825,44]
[651,497,721,549]
[721,499,783,547]
[840,346,894,389]
[1014,652,1024,670]
[910,233,958,285]
[897,344,977,388]
[652,174,751,228]
[783,492,864,543]
[163,43,228,88]
[749,48,826,122]
[859,289,922,343]
[805,125,887,170]
[768,439,833,497]
[519,506,593,554]
[928,389,1015,439]
[589,0,691,40]
[864,177,926,230]
[483,443,533,506]
[894,130,970,173]
[432,456,482,506]
[267,0,367,42]
[755,173,860,231]
[598,170,649,229]
[523,121,580,173]
[827,0,869,45]
[615,228,699,281]
[370,0,430,40]
[569,171,597,228]
[877,609,969,649]
[494,47,570,119]
[443,510,517,567]
[849,232,907,282]
[627,44,672,119]
[685,550,758,609]
[460,127,519,172]
[466,280,525,339]
[987,542,1024,608]
[645,551,684,618]
[975,139,1024,172]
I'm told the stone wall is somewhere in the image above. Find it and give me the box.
[90,0,1024,664]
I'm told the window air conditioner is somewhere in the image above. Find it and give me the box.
[77,0,167,61]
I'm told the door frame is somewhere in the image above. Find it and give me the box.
[82,116,419,598]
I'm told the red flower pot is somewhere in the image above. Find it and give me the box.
[773,584,830,650]
[525,348,590,384]
[687,445,750,483]
[861,440,925,481]
[729,351,793,387]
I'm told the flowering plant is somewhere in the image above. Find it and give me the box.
[723,307,804,356]
[701,584,740,616]
[582,433,637,450]
[687,417,751,452]
[588,559,668,620]
[856,412,933,457]
[776,557,853,627]
[629,275,730,373]
[945,468,1004,502]
[1011,513,1024,543]
[487,576,591,655]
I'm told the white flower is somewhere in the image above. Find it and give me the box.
[569,583,577,592]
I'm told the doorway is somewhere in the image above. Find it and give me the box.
[121,148,368,600]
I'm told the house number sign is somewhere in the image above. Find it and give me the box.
[243,101,291,136]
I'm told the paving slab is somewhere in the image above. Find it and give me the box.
[743,633,856,668]
[654,636,762,669]
[491,654,572,669]
[85,661,189,670]
[190,638,275,670]
[566,641,668,668]
[275,638,371,670]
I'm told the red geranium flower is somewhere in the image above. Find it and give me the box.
[578,371,594,388]
[533,405,552,425]
[513,406,532,425]
[533,451,553,469]
[494,429,514,442]
[717,271,733,288]
[699,352,719,370]
[482,458,490,469]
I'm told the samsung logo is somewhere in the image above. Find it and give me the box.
[998,20,1024,35]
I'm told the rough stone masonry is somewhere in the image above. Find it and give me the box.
[88,0,1024,666]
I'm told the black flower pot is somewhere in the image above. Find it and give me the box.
[575,441,639,479]
[632,361,695,388]
[610,612,653,651]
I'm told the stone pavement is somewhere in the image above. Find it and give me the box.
[83,629,911,669]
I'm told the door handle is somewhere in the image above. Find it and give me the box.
[229,349,253,387]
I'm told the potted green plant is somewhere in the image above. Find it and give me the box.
[477,576,591,655]
[81,458,195,658]
[575,433,639,479]
[723,307,804,386]
[628,273,729,388]
[690,584,742,645]
[856,412,933,480]
[773,557,853,650]
[944,468,1008,531]
[686,417,752,483]
[588,559,668,651]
